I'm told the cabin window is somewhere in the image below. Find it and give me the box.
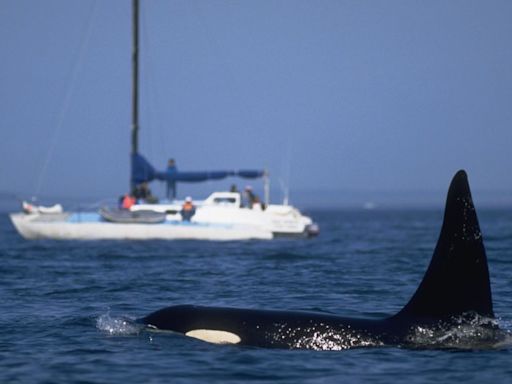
[213,197,236,204]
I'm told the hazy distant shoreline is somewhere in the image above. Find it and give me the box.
[2,189,511,212]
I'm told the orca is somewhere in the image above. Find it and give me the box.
[140,170,501,350]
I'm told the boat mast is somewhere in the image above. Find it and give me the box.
[131,0,139,191]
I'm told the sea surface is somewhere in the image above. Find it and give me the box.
[1,208,512,383]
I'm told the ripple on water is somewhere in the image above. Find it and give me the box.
[96,313,142,336]
[406,313,512,350]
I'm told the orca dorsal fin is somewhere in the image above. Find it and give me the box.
[396,170,494,319]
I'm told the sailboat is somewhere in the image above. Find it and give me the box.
[9,0,318,241]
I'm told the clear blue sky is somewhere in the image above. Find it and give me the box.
[1,0,511,207]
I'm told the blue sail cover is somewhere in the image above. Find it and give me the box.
[131,153,158,185]
[131,153,264,186]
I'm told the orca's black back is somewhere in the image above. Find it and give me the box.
[397,170,493,319]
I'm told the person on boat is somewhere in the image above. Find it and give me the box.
[181,196,196,221]
[244,186,261,209]
[121,194,136,209]
[230,184,242,207]
[166,158,177,200]
[133,182,158,204]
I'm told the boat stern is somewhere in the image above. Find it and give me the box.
[305,222,320,237]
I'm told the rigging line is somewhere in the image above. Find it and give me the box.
[191,2,252,151]
[280,137,293,205]
[139,2,153,159]
[140,2,167,163]
[33,0,98,199]
[140,3,153,159]
[140,3,168,198]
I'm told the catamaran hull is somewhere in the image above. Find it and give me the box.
[9,213,273,241]
[10,192,318,241]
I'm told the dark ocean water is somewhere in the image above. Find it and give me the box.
[1,208,512,383]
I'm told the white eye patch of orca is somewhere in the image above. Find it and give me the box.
[185,329,241,344]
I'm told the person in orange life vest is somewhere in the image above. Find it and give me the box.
[181,196,196,221]
[121,194,136,209]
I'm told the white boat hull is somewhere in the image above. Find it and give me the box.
[10,193,317,241]
[10,213,273,241]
